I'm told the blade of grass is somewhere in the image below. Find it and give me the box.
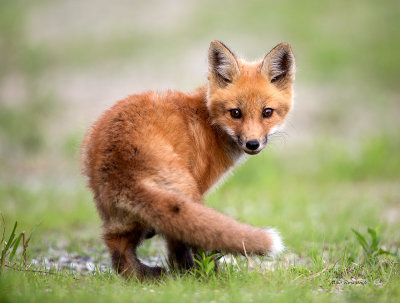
[368,228,379,251]
[1,221,18,269]
[352,228,370,255]
[0,214,5,253]
[9,232,23,262]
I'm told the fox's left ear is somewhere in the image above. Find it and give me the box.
[261,43,295,88]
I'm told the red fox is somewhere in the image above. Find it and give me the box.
[81,41,296,279]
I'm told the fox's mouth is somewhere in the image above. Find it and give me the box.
[243,149,261,155]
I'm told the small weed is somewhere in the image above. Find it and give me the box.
[352,226,395,263]
[290,266,312,276]
[193,250,222,278]
[0,214,37,271]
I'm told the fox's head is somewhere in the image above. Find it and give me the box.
[207,41,295,155]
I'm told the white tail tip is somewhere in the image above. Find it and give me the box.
[265,228,285,257]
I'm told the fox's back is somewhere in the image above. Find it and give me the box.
[81,87,237,215]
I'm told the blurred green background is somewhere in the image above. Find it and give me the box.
[0,0,399,256]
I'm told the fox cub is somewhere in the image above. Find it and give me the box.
[81,41,296,279]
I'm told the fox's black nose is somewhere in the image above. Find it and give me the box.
[246,140,260,150]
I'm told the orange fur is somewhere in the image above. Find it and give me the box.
[81,41,295,279]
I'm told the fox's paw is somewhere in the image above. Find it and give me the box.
[264,228,285,257]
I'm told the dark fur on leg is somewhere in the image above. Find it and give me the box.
[104,228,166,280]
[167,238,194,272]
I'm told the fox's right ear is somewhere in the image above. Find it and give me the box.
[208,40,240,87]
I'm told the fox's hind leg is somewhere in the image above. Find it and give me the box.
[166,238,194,271]
[104,226,165,280]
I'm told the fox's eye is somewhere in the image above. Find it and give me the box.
[230,108,242,119]
[262,108,274,118]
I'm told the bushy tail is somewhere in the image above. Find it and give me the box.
[134,185,284,256]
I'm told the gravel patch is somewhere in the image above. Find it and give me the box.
[28,245,306,276]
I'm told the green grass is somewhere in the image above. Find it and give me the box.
[1,136,399,302]
[0,253,399,303]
